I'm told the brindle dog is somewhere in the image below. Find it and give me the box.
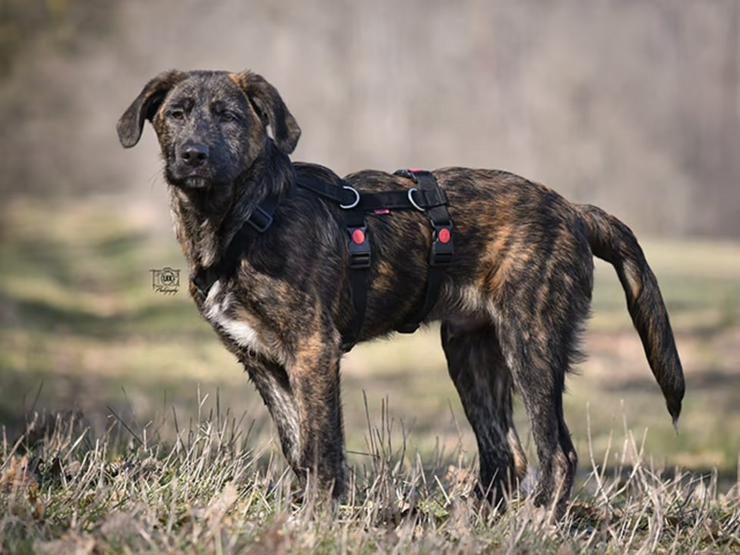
[117,70,685,515]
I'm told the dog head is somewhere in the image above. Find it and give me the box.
[117,70,301,191]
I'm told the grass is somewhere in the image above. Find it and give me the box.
[1,195,740,552]
[1,402,738,553]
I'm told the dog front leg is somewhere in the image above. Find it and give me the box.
[242,354,302,471]
[287,334,346,498]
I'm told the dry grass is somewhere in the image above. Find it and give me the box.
[1,402,738,554]
[2,198,740,552]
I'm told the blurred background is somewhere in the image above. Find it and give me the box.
[1,0,738,484]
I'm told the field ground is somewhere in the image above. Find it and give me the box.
[1,196,739,552]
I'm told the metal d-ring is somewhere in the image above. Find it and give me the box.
[340,186,360,209]
[407,187,424,211]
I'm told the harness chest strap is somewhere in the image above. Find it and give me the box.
[392,170,454,334]
[191,194,280,297]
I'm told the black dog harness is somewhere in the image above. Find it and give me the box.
[192,168,455,352]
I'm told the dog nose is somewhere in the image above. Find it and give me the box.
[181,143,209,166]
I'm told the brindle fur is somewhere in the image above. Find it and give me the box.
[118,70,685,516]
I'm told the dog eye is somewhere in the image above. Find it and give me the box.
[167,108,185,120]
[218,110,239,123]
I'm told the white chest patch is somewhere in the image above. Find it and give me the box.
[203,281,265,354]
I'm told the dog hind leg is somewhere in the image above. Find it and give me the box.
[494,292,587,518]
[441,320,527,509]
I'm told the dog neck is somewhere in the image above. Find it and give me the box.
[168,141,294,269]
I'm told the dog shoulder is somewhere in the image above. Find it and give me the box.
[201,280,275,360]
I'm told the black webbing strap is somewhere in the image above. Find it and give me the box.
[296,175,358,207]
[297,174,449,212]
[191,193,281,298]
[292,175,367,350]
[394,170,454,334]
[342,208,371,351]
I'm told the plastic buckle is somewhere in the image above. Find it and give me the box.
[430,225,454,267]
[247,206,274,233]
[348,226,371,269]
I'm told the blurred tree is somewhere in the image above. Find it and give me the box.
[0,0,111,77]
[0,0,737,237]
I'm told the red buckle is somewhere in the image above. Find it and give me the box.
[351,228,366,244]
[348,225,371,269]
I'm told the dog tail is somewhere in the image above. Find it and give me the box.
[578,204,685,426]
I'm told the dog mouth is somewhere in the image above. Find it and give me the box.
[182,176,210,189]
[168,170,212,190]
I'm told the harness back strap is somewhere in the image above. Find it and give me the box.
[297,175,450,213]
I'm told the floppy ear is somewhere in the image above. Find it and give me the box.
[232,72,301,154]
[117,70,186,148]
